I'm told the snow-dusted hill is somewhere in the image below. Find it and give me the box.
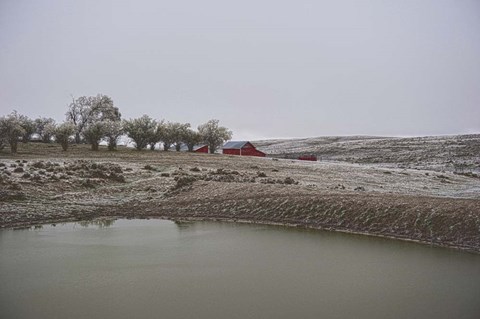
[254,134,480,173]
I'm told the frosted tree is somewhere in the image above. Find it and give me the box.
[17,114,36,143]
[146,120,164,151]
[123,115,158,150]
[169,122,191,151]
[0,112,26,153]
[65,96,91,143]
[34,117,56,143]
[66,94,121,143]
[182,129,203,152]
[157,122,175,151]
[54,122,76,151]
[83,122,106,151]
[198,119,232,154]
[103,120,124,151]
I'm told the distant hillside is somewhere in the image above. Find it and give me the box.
[254,134,480,173]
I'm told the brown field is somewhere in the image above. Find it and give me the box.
[1,140,479,252]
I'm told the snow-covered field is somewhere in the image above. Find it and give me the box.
[254,134,480,173]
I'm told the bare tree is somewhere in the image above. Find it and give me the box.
[0,112,26,153]
[123,115,158,151]
[54,122,75,151]
[198,119,232,154]
[66,94,121,143]
[65,96,91,143]
[89,94,121,122]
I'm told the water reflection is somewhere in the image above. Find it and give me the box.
[173,219,196,230]
[76,218,116,228]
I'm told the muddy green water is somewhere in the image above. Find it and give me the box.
[1,219,479,319]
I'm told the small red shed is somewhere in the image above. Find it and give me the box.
[180,144,209,153]
[298,155,317,161]
[222,141,266,157]
[193,145,209,153]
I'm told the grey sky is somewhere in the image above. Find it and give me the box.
[1,0,479,139]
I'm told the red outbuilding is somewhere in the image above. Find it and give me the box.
[298,155,317,161]
[193,145,209,153]
[222,141,266,157]
[179,144,209,153]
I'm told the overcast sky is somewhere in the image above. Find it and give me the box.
[1,0,479,140]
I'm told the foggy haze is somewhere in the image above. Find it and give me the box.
[1,0,479,140]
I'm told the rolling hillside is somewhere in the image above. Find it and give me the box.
[254,134,480,173]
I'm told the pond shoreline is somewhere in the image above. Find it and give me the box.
[168,217,480,254]
[4,214,479,255]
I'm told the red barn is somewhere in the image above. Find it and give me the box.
[179,144,209,153]
[222,141,266,157]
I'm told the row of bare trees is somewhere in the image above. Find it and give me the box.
[0,94,232,154]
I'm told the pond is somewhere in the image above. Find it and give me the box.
[1,219,479,319]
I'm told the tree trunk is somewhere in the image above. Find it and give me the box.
[75,133,81,144]
[10,140,18,153]
[108,138,117,151]
[175,144,181,151]
[91,142,99,151]
[61,141,69,151]
[209,144,215,154]
[149,144,155,151]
